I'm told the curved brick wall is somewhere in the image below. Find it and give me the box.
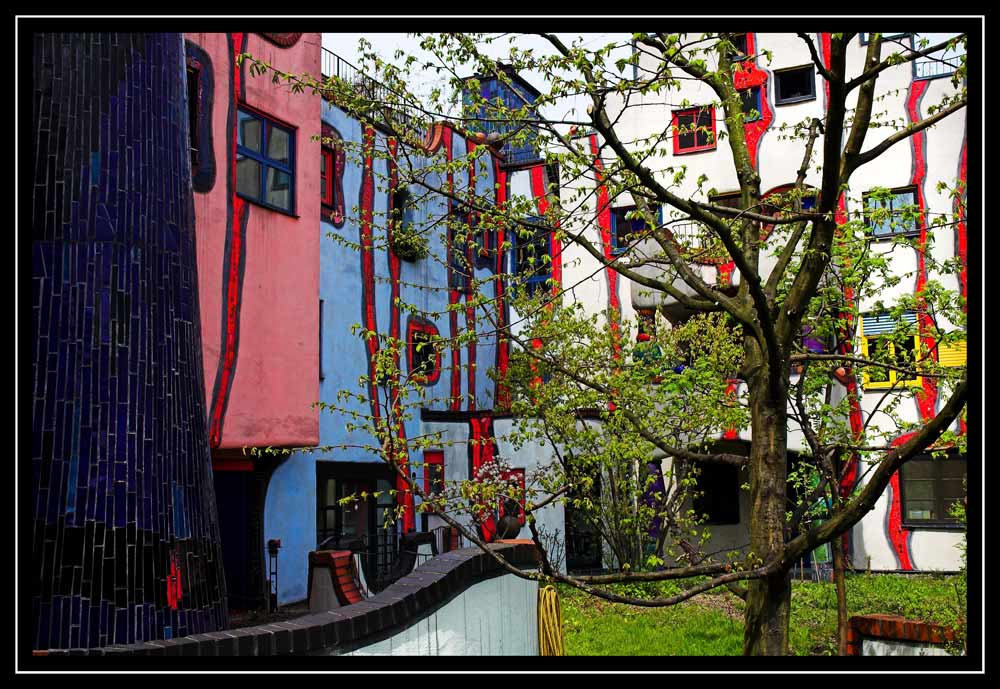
[31,32,227,649]
[36,543,540,656]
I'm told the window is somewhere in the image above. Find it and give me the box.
[612,205,659,254]
[320,148,334,207]
[774,65,816,105]
[672,106,716,154]
[423,450,445,497]
[407,318,441,385]
[899,453,966,527]
[187,65,200,172]
[864,186,919,238]
[236,107,295,214]
[448,211,475,294]
[499,468,526,526]
[740,86,762,122]
[727,33,749,62]
[692,463,741,525]
[859,312,922,389]
[319,300,324,381]
[512,219,551,296]
[859,32,910,45]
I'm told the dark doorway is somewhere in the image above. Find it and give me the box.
[564,473,603,573]
[213,469,267,612]
[315,461,399,593]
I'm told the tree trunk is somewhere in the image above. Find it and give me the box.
[743,374,793,655]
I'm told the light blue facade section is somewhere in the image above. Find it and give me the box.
[264,103,513,604]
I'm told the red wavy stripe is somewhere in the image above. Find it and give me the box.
[495,163,510,408]
[589,134,622,358]
[443,131,462,411]
[466,139,477,410]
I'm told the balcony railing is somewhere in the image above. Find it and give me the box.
[668,220,713,251]
[914,55,961,81]
[321,46,418,133]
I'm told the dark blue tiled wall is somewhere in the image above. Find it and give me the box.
[31,33,228,649]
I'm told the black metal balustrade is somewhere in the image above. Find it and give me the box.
[320,46,418,133]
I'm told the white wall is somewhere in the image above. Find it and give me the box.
[334,571,539,656]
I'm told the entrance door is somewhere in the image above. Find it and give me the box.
[315,463,399,593]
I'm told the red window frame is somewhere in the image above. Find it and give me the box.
[321,147,334,207]
[499,468,526,526]
[672,106,717,155]
[406,317,442,385]
[423,450,445,496]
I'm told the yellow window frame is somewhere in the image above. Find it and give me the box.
[859,328,923,390]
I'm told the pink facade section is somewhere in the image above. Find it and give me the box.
[188,32,322,449]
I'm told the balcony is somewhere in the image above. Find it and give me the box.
[320,46,419,133]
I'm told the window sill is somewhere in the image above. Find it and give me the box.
[866,231,922,242]
[775,95,816,106]
[673,145,717,156]
[901,522,964,531]
[237,192,299,218]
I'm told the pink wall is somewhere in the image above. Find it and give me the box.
[187,32,321,450]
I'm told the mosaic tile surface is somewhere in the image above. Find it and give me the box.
[31,32,228,649]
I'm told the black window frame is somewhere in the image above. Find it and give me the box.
[774,65,817,105]
[899,453,966,530]
[235,105,297,216]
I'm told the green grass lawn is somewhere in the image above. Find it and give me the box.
[557,573,964,656]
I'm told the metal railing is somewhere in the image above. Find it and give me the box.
[320,46,418,132]
[914,56,961,81]
[668,220,713,251]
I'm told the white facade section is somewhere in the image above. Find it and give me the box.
[561,33,967,573]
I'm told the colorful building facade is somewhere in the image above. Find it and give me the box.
[580,31,969,572]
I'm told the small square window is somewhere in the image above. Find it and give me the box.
[900,454,966,528]
[235,107,295,214]
[864,186,920,238]
[611,205,658,254]
[774,66,816,105]
[672,106,716,154]
[740,87,762,122]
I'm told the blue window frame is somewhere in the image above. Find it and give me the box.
[236,107,296,214]
[612,205,661,254]
[864,186,919,238]
[859,32,910,45]
[512,218,551,296]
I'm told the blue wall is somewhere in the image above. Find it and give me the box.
[264,102,509,604]
[31,33,228,648]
